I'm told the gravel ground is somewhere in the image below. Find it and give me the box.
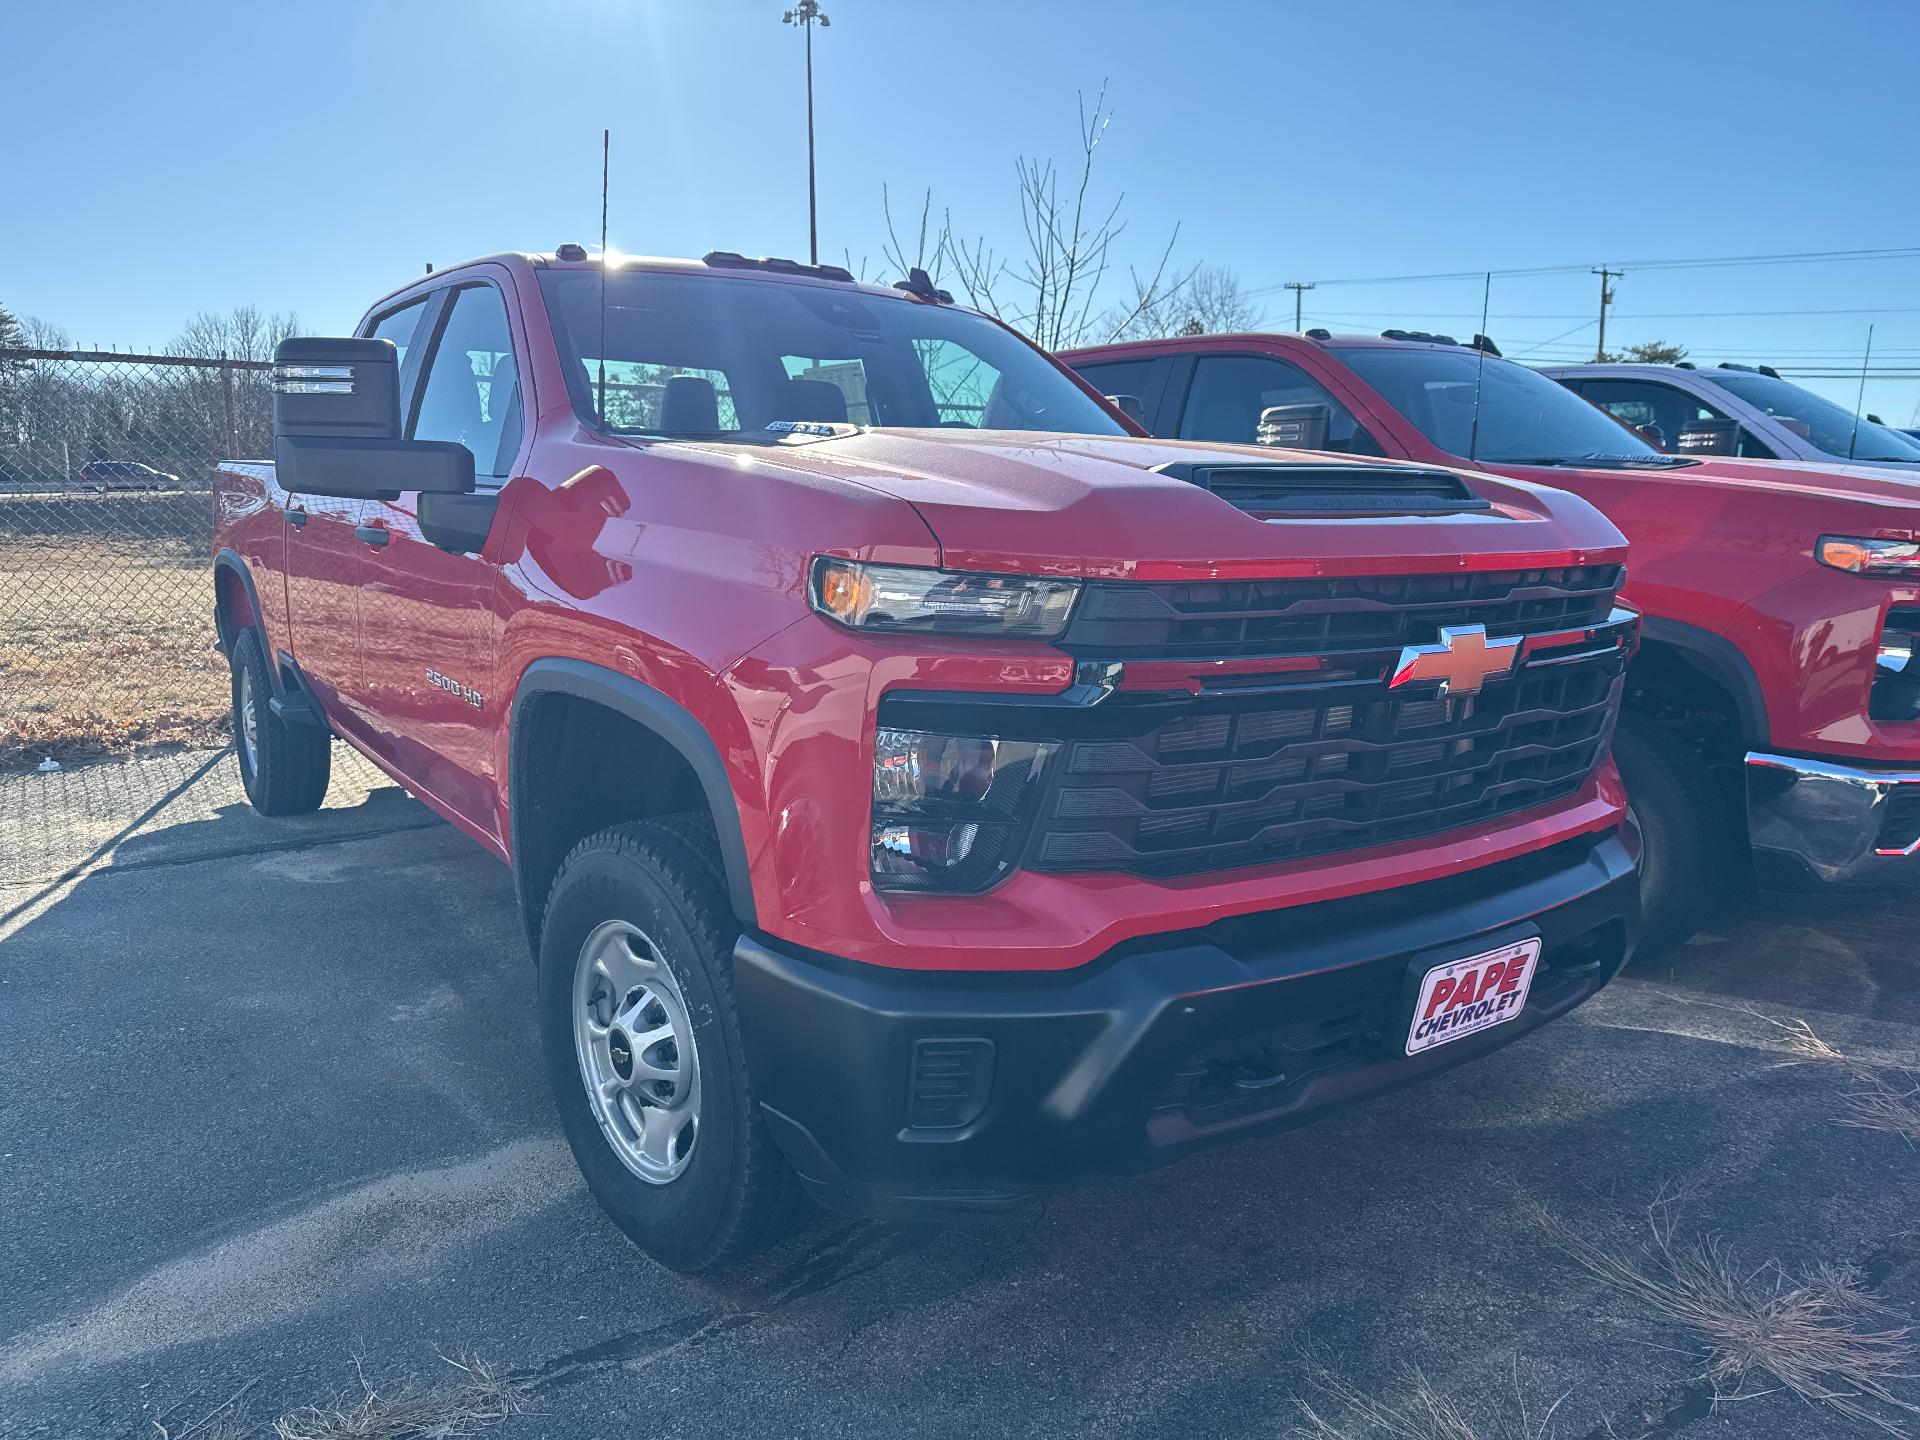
[3,747,1916,1439]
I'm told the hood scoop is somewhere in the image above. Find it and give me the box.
[1152,461,1491,518]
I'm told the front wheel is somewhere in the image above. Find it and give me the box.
[537,819,795,1271]
[229,628,330,815]
[1614,716,1733,954]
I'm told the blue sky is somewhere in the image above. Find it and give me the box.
[5,0,1918,419]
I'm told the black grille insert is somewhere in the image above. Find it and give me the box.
[1028,565,1628,878]
[1065,565,1623,661]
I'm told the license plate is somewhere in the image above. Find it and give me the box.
[1405,937,1542,1056]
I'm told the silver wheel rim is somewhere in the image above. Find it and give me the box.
[238,666,259,772]
[572,919,701,1185]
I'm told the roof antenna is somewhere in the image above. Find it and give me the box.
[1847,323,1875,460]
[1467,272,1492,464]
[591,128,606,428]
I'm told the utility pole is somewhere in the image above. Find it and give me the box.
[1284,282,1316,331]
[1592,267,1622,361]
[782,2,831,265]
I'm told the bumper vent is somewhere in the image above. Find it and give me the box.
[1154,461,1490,517]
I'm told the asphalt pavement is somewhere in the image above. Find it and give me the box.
[2,747,1917,1439]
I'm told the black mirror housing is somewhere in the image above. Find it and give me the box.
[1105,393,1147,426]
[272,336,475,501]
[1256,402,1330,452]
[273,337,402,440]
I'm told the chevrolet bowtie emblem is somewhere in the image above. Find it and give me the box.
[1388,624,1522,697]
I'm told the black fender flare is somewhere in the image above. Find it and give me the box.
[212,549,278,691]
[1636,615,1770,749]
[507,657,759,934]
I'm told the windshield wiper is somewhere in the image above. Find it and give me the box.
[1505,452,1689,469]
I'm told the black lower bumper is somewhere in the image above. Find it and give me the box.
[733,829,1639,1220]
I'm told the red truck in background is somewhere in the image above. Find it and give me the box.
[213,250,1641,1270]
[1067,332,1920,947]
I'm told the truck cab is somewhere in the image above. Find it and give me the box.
[1541,361,1920,471]
[1067,332,1920,948]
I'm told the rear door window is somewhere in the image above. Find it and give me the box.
[1575,379,1775,458]
[1175,354,1384,455]
[1070,356,1175,431]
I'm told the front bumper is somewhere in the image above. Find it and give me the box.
[1746,752,1920,890]
[733,829,1638,1220]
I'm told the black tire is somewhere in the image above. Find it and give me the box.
[1614,715,1732,954]
[537,818,795,1272]
[229,628,330,816]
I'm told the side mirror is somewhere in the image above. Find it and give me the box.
[272,337,473,500]
[1105,393,1147,426]
[1256,402,1330,451]
[1675,418,1740,456]
[1776,416,1812,440]
[1635,422,1668,450]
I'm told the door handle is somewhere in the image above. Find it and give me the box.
[354,524,390,548]
[286,506,308,527]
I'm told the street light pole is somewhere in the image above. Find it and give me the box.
[782,2,831,265]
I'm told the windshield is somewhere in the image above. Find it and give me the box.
[1332,346,1676,467]
[1704,371,1920,463]
[538,269,1126,440]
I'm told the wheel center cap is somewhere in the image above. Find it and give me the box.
[609,1030,634,1080]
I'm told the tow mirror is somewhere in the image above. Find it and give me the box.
[1105,393,1147,426]
[272,337,473,501]
[1256,402,1330,451]
[1675,418,1740,456]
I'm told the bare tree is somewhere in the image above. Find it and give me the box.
[892,85,1191,351]
[19,315,71,349]
[1108,264,1263,340]
[168,304,301,362]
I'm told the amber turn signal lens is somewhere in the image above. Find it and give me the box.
[814,558,872,622]
[1818,536,1920,578]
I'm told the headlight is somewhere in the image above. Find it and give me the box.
[812,558,1080,640]
[1817,536,1920,579]
[870,727,1054,891]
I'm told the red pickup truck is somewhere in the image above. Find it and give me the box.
[1067,332,1920,946]
[213,251,1640,1270]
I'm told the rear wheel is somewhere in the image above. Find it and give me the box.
[537,819,795,1271]
[1615,715,1732,954]
[229,628,330,815]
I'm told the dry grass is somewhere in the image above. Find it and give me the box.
[1541,1196,1920,1434]
[1844,1084,1920,1144]
[0,532,227,767]
[1764,1013,1920,1145]
[270,1354,529,1440]
[1291,1363,1567,1439]
[146,1355,528,1440]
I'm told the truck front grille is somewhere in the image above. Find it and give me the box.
[1025,565,1628,878]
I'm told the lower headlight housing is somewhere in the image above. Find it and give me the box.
[871,728,1054,892]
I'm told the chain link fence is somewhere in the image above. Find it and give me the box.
[0,347,274,770]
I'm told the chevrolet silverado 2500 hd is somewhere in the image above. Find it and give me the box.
[214,250,1640,1269]
[1069,332,1920,949]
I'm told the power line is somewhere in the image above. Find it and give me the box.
[1251,245,1920,294]
[1300,305,1920,322]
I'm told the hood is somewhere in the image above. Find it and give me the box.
[1656,456,1920,519]
[671,429,1626,581]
